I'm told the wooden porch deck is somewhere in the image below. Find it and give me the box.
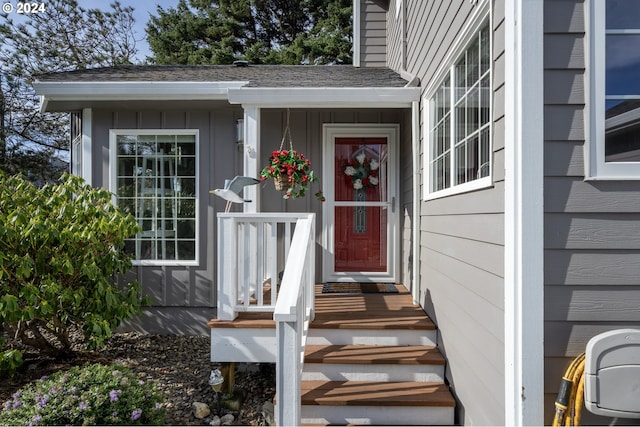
[207,283,436,331]
[208,284,454,425]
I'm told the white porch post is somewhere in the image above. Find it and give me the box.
[243,107,260,213]
[504,0,544,425]
[81,108,92,185]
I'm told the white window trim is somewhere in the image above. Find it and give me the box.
[422,3,493,200]
[586,0,640,179]
[109,129,200,267]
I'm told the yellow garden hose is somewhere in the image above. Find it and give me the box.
[552,352,585,426]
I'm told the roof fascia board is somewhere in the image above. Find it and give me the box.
[33,81,249,102]
[227,87,420,108]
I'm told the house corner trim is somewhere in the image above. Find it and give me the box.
[504,0,545,425]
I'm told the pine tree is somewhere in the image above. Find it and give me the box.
[0,0,137,182]
[146,0,352,66]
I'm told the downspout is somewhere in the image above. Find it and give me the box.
[411,99,420,305]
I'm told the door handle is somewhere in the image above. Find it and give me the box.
[391,196,395,213]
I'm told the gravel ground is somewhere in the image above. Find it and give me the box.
[0,332,276,426]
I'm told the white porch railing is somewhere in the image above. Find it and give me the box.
[273,214,315,427]
[216,212,316,427]
[217,212,314,320]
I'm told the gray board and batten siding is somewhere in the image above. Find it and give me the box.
[382,0,508,425]
[544,1,640,425]
[91,103,241,311]
[88,104,408,333]
[34,65,411,334]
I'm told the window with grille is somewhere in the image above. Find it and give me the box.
[110,130,198,265]
[426,20,491,197]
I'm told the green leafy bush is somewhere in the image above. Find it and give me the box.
[0,363,165,425]
[0,173,149,375]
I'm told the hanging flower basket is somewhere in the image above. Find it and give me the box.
[261,148,315,197]
[274,174,292,191]
[259,110,325,201]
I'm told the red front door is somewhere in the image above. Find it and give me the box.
[333,137,389,273]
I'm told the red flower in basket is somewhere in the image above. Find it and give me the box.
[260,149,324,201]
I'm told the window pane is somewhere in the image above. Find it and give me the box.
[467,37,480,85]
[444,152,451,189]
[468,135,479,182]
[480,24,490,75]
[606,35,640,96]
[456,98,467,140]
[480,128,490,178]
[606,0,640,29]
[480,75,491,125]
[468,85,480,134]
[456,143,466,185]
[605,100,640,162]
[455,55,467,101]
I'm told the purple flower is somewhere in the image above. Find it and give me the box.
[12,400,22,409]
[78,401,89,411]
[109,389,122,402]
[39,375,48,381]
[36,395,50,409]
[130,408,143,421]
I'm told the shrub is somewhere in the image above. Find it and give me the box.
[0,173,149,375]
[0,362,165,425]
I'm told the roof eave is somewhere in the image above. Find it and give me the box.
[227,87,420,108]
[33,81,419,111]
[33,81,250,111]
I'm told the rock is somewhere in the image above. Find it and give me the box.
[221,413,235,425]
[210,415,221,426]
[192,402,211,419]
[262,401,275,426]
[222,389,245,411]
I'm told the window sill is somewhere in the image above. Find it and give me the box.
[133,260,199,267]
[584,175,640,181]
[423,176,493,201]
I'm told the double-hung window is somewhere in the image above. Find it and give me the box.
[110,130,198,265]
[589,1,640,178]
[425,19,491,198]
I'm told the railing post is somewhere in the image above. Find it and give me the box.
[275,319,301,427]
[217,215,238,320]
[307,218,315,321]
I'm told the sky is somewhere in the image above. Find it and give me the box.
[6,0,180,62]
[81,0,181,61]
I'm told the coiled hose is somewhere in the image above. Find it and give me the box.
[552,352,586,426]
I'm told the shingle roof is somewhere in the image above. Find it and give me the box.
[36,64,409,88]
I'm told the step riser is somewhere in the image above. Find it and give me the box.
[307,329,437,346]
[302,362,444,383]
[301,405,455,426]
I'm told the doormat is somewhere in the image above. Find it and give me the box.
[322,282,398,294]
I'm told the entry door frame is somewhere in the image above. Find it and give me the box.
[322,124,400,283]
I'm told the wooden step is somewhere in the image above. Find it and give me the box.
[300,380,455,425]
[303,345,446,383]
[301,380,454,407]
[305,344,445,365]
